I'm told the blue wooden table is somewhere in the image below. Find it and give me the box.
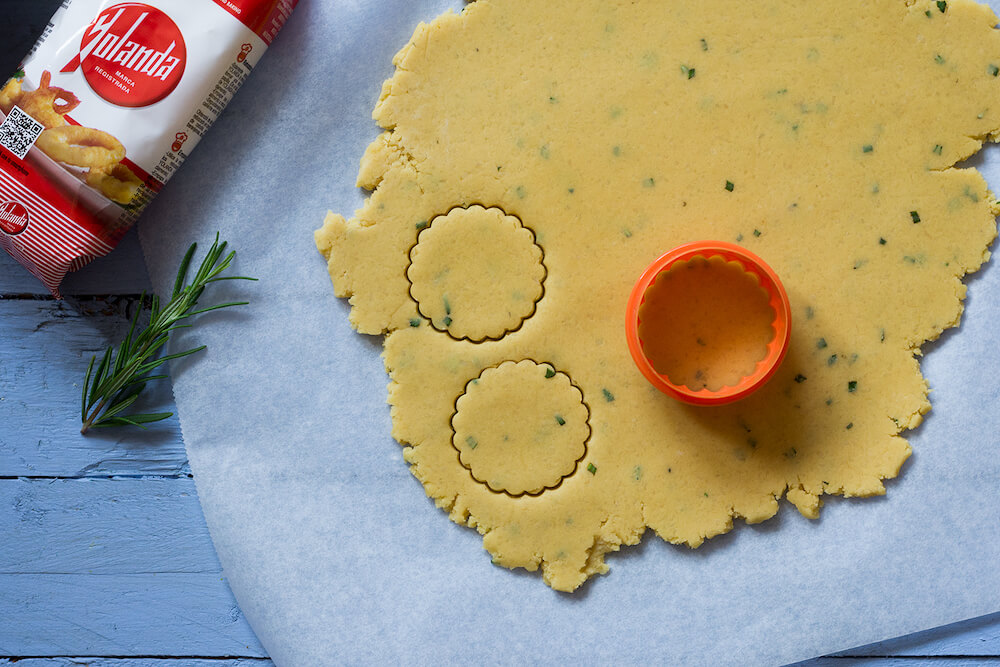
[2,3,1000,665]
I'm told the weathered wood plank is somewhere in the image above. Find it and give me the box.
[0,478,267,659]
[0,478,216,574]
[0,230,153,297]
[0,298,188,477]
[839,613,1000,658]
[0,573,267,657]
[803,659,1000,666]
[0,661,272,667]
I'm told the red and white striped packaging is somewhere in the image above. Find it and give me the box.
[0,0,297,296]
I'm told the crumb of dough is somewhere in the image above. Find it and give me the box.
[316,0,1000,592]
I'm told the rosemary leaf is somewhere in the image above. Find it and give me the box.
[93,412,174,429]
[82,355,95,422]
[80,234,254,434]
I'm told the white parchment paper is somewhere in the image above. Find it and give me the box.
[138,2,1000,664]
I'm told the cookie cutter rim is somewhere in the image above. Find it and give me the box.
[625,240,792,406]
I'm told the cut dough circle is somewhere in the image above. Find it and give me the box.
[451,360,590,496]
[407,205,545,341]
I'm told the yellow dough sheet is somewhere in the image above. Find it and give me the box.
[317,0,1000,591]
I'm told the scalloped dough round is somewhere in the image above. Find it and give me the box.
[316,0,1000,591]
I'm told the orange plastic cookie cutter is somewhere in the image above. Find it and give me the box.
[625,240,792,406]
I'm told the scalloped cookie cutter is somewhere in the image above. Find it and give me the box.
[626,240,792,406]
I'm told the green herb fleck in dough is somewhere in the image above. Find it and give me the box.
[880,328,886,342]
[846,422,854,430]
[549,95,558,103]
[828,354,838,366]
[736,233,744,242]
[817,338,828,349]
[443,296,451,315]
[555,415,566,426]
[700,38,709,51]
[466,436,478,449]
[602,388,615,402]
[935,54,946,65]
[910,211,921,224]
[879,237,887,245]
[568,187,575,194]
[415,220,428,230]
[990,64,1000,77]
[794,374,807,383]
[862,144,873,154]
[805,306,815,320]
[725,180,735,192]
[643,177,655,187]
[753,229,761,237]
[681,65,696,79]
[516,185,526,199]
[623,228,633,238]
[545,367,556,378]
[633,465,643,481]
[848,380,858,393]
[409,318,421,327]
[540,145,550,159]
[925,9,933,17]
[937,0,947,12]
[587,463,597,475]
[784,448,798,459]
[704,492,710,497]
[443,316,453,327]
[825,398,834,406]
[933,144,943,155]
[613,145,622,156]
[872,184,880,194]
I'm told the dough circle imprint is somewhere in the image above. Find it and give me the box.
[451,360,590,496]
[407,205,545,341]
[316,0,1000,591]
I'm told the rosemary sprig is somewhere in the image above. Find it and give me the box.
[80,234,255,434]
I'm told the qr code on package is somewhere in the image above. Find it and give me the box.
[0,106,44,160]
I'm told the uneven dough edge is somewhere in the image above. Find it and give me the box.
[317,0,1000,591]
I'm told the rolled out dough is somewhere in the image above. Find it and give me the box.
[317,0,1000,591]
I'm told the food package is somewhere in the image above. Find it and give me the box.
[0,0,297,296]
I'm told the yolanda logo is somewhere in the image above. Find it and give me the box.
[61,3,187,108]
[0,201,29,235]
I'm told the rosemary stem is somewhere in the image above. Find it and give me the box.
[78,234,252,433]
[81,396,110,434]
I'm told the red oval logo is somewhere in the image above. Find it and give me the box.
[78,4,187,108]
[0,201,29,235]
